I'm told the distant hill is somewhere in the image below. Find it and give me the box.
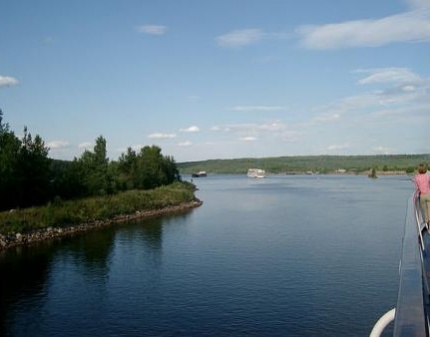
[177,154,430,175]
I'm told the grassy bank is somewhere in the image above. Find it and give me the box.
[0,181,199,235]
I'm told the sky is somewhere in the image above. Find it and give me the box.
[0,0,429,163]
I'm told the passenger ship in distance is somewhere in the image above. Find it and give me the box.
[247,168,266,178]
[191,171,207,178]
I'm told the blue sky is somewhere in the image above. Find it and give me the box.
[1,0,429,162]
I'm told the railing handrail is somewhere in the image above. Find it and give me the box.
[392,193,427,337]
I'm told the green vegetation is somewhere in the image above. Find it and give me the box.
[0,181,197,235]
[0,110,180,211]
[178,154,430,175]
[0,109,196,236]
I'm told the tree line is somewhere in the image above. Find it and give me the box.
[0,111,180,211]
[178,154,429,175]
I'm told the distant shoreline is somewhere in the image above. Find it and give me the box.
[178,153,428,175]
[271,170,410,176]
[0,200,203,252]
[186,171,411,176]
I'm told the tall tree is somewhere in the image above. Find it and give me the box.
[78,135,112,196]
[0,111,51,209]
[117,147,138,190]
[117,145,179,190]
[50,159,86,200]
[0,110,21,209]
[134,145,180,189]
[17,127,51,207]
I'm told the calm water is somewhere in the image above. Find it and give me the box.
[0,175,414,337]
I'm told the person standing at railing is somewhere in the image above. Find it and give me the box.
[414,162,430,226]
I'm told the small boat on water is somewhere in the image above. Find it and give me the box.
[191,171,207,178]
[247,168,265,178]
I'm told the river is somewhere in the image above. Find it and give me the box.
[0,174,414,336]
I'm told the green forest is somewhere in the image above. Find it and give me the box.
[178,154,430,175]
[0,111,180,212]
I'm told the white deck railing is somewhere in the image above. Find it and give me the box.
[370,193,428,337]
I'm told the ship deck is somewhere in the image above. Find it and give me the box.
[392,195,429,337]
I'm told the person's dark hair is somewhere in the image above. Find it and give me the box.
[418,162,428,174]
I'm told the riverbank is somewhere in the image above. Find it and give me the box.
[177,153,427,175]
[0,200,202,251]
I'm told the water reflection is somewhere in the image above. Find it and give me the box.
[122,217,164,252]
[0,244,54,336]
[61,228,116,279]
[114,212,193,272]
[0,210,195,337]
[113,217,165,278]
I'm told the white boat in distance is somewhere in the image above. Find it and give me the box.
[191,171,207,178]
[247,168,266,178]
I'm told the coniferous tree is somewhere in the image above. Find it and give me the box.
[117,147,138,190]
[50,159,86,200]
[0,110,21,209]
[17,127,51,207]
[0,111,51,209]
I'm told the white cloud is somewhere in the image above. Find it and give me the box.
[358,69,430,107]
[47,140,70,149]
[297,10,430,49]
[217,121,304,143]
[178,141,193,147]
[79,142,93,149]
[136,25,167,35]
[216,29,265,47]
[372,106,409,117]
[148,133,176,139]
[327,143,351,151]
[179,126,200,133]
[130,144,145,151]
[314,67,430,121]
[355,68,423,85]
[226,121,292,133]
[231,106,285,112]
[279,130,305,142]
[378,90,421,106]
[216,29,290,48]
[312,113,341,123]
[259,122,290,132]
[312,93,378,120]
[402,85,416,92]
[0,76,19,87]
[309,67,430,149]
[373,146,395,154]
[240,136,257,142]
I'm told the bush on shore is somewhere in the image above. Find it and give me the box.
[0,181,198,235]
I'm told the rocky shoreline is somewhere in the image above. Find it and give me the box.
[0,200,203,251]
